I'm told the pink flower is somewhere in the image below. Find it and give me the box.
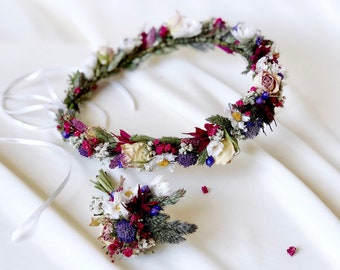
[250,86,257,92]
[213,18,226,29]
[159,25,169,38]
[74,87,81,94]
[155,144,164,155]
[204,123,219,136]
[122,247,133,257]
[141,27,157,50]
[286,246,297,256]
[235,100,244,107]
[201,186,209,194]
[164,144,171,152]
[216,45,233,54]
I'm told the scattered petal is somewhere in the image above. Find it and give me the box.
[287,246,297,256]
[201,186,209,194]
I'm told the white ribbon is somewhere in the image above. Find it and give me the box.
[0,138,71,242]
[0,67,137,241]
[1,67,137,131]
[1,68,72,130]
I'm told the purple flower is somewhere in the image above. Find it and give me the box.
[109,154,125,169]
[141,27,157,50]
[244,119,263,139]
[116,220,136,243]
[141,185,151,194]
[150,205,162,216]
[78,146,89,157]
[177,153,198,168]
[255,36,263,46]
[61,131,70,139]
[256,96,264,104]
[205,156,215,167]
[261,91,270,100]
[71,119,87,132]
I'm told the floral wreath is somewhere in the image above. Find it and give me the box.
[90,170,197,262]
[56,13,286,171]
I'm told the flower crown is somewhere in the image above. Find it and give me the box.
[90,170,197,262]
[56,13,286,171]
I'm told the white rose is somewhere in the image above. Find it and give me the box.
[206,140,224,157]
[167,11,202,38]
[83,53,98,69]
[119,38,141,53]
[214,138,236,165]
[231,23,257,43]
[150,175,172,197]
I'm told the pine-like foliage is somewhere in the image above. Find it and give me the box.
[146,213,198,244]
[152,189,186,206]
[206,114,232,131]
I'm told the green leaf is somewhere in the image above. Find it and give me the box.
[91,127,116,143]
[159,136,181,145]
[107,51,126,72]
[153,189,186,206]
[130,134,154,142]
[206,114,232,130]
[196,149,208,165]
[91,169,116,194]
[146,213,197,244]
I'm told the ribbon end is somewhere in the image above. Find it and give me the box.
[11,228,25,242]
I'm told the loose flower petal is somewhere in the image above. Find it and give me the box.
[286,246,297,256]
[201,186,209,194]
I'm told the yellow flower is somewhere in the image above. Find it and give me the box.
[158,159,170,167]
[89,217,101,227]
[231,111,242,122]
[121,142,150,166]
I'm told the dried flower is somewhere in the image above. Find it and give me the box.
[90,170,197,262]
[177,153,198,167]
[201,186,209,194]
[97,46,115,65]
[116,220,136,243]
[231,23,257,43]
[167,11,202,38]
[58,14,286,172]
[287,246,297,256]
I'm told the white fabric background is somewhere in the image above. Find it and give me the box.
[0,0,339,269]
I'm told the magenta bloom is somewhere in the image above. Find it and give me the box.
[216,44,233,54]
[159,25,169,38]
[122,247,133,257]
[201,186,209,194]
[286,246,297,256]
[213,18,226,29]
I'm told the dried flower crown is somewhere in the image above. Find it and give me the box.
[90,170,197,262]
[56,13,286,171]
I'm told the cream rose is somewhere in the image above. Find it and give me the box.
[214,138,236,165]
[167,11,202,38]
[253,71,281,94]
[97,46,115,65]
[231,23,257,43]
[121,142,150,165]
